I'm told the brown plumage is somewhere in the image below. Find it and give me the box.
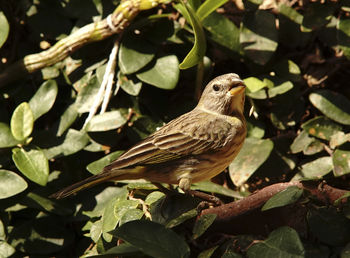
[50,73,246,199]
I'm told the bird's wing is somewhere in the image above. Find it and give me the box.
[103,110,234,171]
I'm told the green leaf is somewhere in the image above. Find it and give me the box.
[330,131,350,149]
[196,0,228,21]
[309,90,350,125]
[191,181,242,198]
[247,226,304,258]
[273,60,301,82]
[29,80,58,120]
[44,129,90,159]
[10,102,34,141]
[136,55,179,90]
[244,77,267,93]
[8,216,74,254]
[178,0,206,69]
[198,246,219,258]
[12,148,49,186]
[0,170,27,199]
[0,241,15,258]
[90,220,102,243]
[23,192,72,216]
[0,12,9,48]
[166,209,197,228]
[57,103,78,136]
[308,207,350,246]
[193,214,216,239]
[0,122,20,148]
[290,130,313,154]
[246,119,265,139]
[278,4,311,48]
[202,12,240,53]
[41,66,60,80]
[88,243,140,257]
[229,138,273,186]
[301,116,342,140]
[118,72,142,96]
[338,18,350,59]
[83,187,127,218]
[247,81,293,99]
[302,138,324,156]
[87,151,124,175]
[292,157,333,181]
[120,209,144,225]
[76,75,100,113]
[240,10,278,65]
[102,197,138,242]
[111,220,190,258]
[119,33,156,74]
[85,111,127,132]
[262,186,303,211]
[333,147,350,176]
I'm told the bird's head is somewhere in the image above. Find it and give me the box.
[197,73,246,116]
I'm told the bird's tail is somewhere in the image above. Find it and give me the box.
[50,168,139,199]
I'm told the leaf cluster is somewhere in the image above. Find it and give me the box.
[1,0,350,257]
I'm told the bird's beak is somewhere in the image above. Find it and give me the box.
[229,82,246,96]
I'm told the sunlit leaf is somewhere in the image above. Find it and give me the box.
[118,72,142,96]
[85,111,127,132]
[57,103,78,136]
[309,90,350,125]
[0,123,20,148]
[102,194,137,242]
[119,33,156,74]
[178,0,206,69]
[333,146,350,176]
[12,148,49,186]
[29,80,58,120]
[43,129,89,159]
[301,116,342,140]
[229,137,273,186]
[290,130,313,154]
[136,55,179,90]
[10,102,34,141]
[292,157,333,181]
[0,12,9,48]
[87,150,124,175]
[247,81,293,99]
[0,170,27,199]
[244,77,267,93]
[76,75,100,113]
[196,0,228,21]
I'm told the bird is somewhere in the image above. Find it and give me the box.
[50,73,247,199]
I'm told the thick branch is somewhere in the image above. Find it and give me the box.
[199,182,348,235]
[0,0,170,87]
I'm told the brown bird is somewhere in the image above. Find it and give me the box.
[51,73,246,199]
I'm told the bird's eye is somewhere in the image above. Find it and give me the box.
[212,84,220,92]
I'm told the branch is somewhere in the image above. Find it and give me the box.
[0,0,171,87]
[199,181,349,235]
